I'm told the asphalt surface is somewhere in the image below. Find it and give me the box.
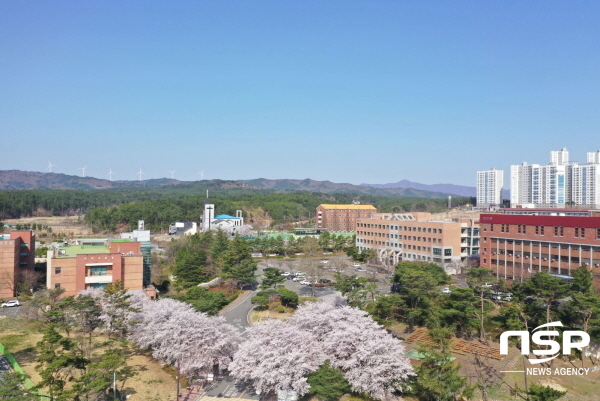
[0,304,25,318]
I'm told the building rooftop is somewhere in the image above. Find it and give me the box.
[56,244,110,258]
[319,204,377,210]
[214,214,240,219]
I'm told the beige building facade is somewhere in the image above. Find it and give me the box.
[356,213,480,268]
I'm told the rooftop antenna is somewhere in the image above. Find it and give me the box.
[47,161,55,173]
[199,170,204,180]
[137,168,144,182]
[80,166,87,177]
[170,170,176,179]
[108,169,114,181]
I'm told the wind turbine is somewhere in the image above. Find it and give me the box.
[108,169,115,181]
[170,170,176,179]
[80,166,87,177]
[137,168,144,182]
[47,161,55,173]
[199,170,204,180]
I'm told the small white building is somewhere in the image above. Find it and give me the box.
[201,196,245,235]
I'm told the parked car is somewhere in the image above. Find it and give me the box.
[281,271,291,276]
[320,260,329,264]
[351,263,361,267]
[1,300,20,308]
[441,287,452,294]
[355,267,365,272]
[292,276,302,282]
[299,280,311,286]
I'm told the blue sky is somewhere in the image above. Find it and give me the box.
[1,1,599,187]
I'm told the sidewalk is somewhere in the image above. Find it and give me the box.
[219,290,253,315]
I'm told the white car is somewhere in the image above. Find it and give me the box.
[351,263,361,267]
[281,272,291,276]
[292,276,302,282]
[441,287,452,294]
[1,300,20,308]
[320,260,329,264]
[300,280,311,286]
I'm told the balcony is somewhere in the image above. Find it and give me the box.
[85,275,113,284]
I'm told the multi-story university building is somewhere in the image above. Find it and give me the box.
[0,231,35,298]
[477,168,504,209]
[479,208,600,288]
[511,148,600,208]
[47,238,146,297]
[355,212,479,268]
[316,204,377,233]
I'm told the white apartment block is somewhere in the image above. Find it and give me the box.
[476,168,504,208]
[511,148,600,208]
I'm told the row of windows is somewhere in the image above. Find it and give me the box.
[486,224,600,239]
[357,232,443,243]
[356,223,444,234]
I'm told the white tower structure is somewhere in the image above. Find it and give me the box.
[477,168,504,209]
[202,191,215,231]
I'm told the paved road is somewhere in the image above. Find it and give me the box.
[0,304,25,318]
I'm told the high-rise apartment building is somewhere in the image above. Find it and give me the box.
[476,168,504,209]
[510,148,569,208]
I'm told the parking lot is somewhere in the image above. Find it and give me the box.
[263,255,394,294]
[0,303,25,318]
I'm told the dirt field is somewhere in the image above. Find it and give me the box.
[0,317,176,401]
[3,216,95,239]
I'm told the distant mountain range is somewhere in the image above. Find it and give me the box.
[362,179,509,199]
[0,170,480,199]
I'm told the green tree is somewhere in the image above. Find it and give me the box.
[278,287,299,308]
[412,349,474,401]
[251,295,269,309]
[71,344,137,401]
[173,246,209,288]
[306,362,352,401]
[35,325,89,401]
[221,237,257,288]
[524,384,566,401]
[571,265,593,294]
[260,268,286,290]
[521,272,569,324]
[466,267,494,340]
[0,371,38,401]
[171,286,229,315]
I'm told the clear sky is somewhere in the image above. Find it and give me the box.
[1,1,599,187]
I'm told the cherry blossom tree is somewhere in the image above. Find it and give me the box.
[228,319,324,395]
[231,297,414,400]
[129,298,240,376]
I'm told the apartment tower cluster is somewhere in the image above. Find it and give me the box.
[478,148,600,209]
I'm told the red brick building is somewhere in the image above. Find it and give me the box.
[0,231,36,299]
[46,238,144,297]
[479,210,600,287]
[316,204,377,232]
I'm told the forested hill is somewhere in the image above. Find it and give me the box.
[0,170,451,198]
[0,186,473,227]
